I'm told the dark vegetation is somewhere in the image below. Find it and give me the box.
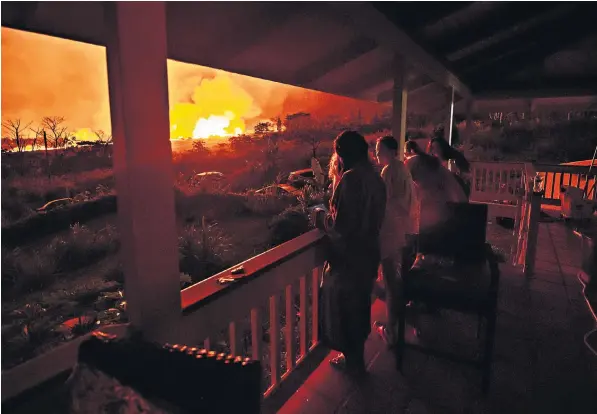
[464,116,597,163]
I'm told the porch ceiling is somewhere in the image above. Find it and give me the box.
[2,2,596,112]
[374,2,597,100]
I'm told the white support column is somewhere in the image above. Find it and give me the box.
[444,87,455,145]
[392,55,408,161]
[105,2,181,341]
[465,98,474,141]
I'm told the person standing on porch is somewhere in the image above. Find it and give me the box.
[320,130,386,376]
[372,136,414,346]
[428,133,471,199]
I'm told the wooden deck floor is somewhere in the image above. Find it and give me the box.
[279,222,597,414]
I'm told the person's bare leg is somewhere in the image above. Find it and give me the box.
[380,257,399,344]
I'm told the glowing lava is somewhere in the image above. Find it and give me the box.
[192,112,241,139]
[169,74,259,139]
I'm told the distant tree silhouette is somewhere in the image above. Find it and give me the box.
[93,130,113,155]
[42,116,68,148]
[2,118,32,152]
[301,134,321,158]
[263,136,280,172]
[30,125,45,151]
[192,139,210,154]
[254,122,272,135]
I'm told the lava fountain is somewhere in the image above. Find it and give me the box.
[169,74,260,140]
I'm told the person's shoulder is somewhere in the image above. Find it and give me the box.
[336,169,359,190]
[380,164,390,179]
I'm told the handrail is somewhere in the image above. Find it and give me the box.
[534,163,597,174]
[181,230,326,311]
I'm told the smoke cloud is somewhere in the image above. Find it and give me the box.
[2,27,385,140]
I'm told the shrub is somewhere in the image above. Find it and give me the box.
[1,191,35,224]
[298,185,325,211]
[178,219,232,284]
[2,195,117,248]
[1,224,119,296]
[244,192,294,216]
[51,224,119,273]
[2,168,114,205]
[268,207,311,247]
[174,189,247,222]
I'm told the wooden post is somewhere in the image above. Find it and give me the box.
[105,2,181,341]
[465,98,474,141]
[392,54,408,161]
[444,87,455,145]
[524,190,543,276]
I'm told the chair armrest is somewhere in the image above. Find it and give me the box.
[485,243,501,296]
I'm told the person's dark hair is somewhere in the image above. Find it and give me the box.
[334,130,370,170]
[406,140,425,156]
[378,135,398,155]
[428,136,470,173]
[405,140,440,180]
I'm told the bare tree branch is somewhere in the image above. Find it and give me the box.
[41,116,68,148]
[30,125,45,151]
[2,118,32,152]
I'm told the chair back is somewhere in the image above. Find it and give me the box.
[419,202,488,260]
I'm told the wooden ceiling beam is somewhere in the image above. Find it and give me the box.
[332,2,472,99]
[293,36,378,87]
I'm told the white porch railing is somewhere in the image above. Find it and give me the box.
[470,161,541,276]
[177,230,327,398]
[470,161,525,220]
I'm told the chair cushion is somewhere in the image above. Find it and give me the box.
[405,256,493,311]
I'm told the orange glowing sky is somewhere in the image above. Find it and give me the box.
[1,27,385,140]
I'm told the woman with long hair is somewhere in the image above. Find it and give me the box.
[328,152,343,193]
[320,130,386,376]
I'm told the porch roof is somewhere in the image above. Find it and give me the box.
[2,2,596,114]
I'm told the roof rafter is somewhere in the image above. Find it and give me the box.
[377,76,434,103]
[293,36,378,87]
[332,2,472,99]
[453,4,589,71]
[432,3,562,56]
[465,15,597,89]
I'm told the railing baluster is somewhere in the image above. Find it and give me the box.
[250,308,262,362]
[311,267,320,346]
[550,172,556,200]
[269,294,281,387]
[299,275,308,358]
[229,321,241,357]
[285,284,295,372]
